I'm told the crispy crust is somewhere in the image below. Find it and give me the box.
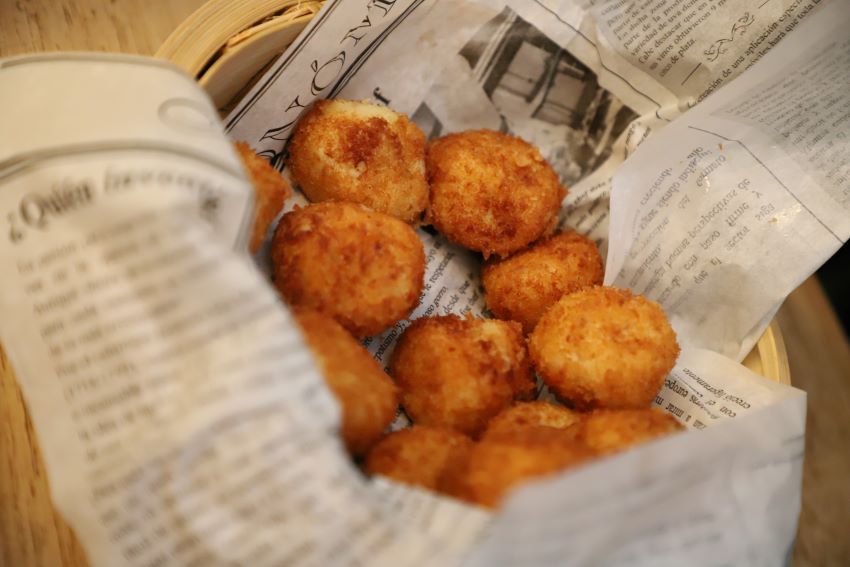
[482,401,582,439]
[234,141,292,253]
[365,425,473,491]
[272,202,425,337]
[426,130,566,258]
[440,427,592,508]
[528,287,680,410]
[576,408,684,454]
[390,315,536,436]
[482,230,604,333]
[287,99,429,223]
[294,308,399,456]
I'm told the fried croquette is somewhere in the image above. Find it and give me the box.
[294,308,399,456]
[287,99,429,223]
[482,230,604,333]
[234,142,293,253]
[272,202,425,337]
[577,408,684,454]
[426,130,566,258]
[390,316,536,436]
[528,287,680,410]
[482,401,582,439]
[365,426,473,491]
[441,428,592,508]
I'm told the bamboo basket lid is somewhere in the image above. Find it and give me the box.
[156,0,790,385]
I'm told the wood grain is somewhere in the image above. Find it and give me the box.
[781,279,850,567]
[1,2,848,566]
[1,347,89,567]
[0,0,205,57]
[0,4,207,566]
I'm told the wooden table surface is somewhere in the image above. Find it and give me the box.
[1,2,849,566]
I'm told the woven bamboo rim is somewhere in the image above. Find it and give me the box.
[156,0,323,112]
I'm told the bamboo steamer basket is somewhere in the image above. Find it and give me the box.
[0,5,791,567]
[156,0,790,385]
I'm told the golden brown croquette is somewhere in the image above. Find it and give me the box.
[482,230,604,333]
[576,408,684,455]
[294,308,399,456]
[365,426,473,491]
[528,287,680,410]
[426,130,566,258]
[272,202,425,337]
[390,315,536,437]
[482,401,582,439]
[287,99,429,223]
[440,427,592,508]
[234,141,292,253]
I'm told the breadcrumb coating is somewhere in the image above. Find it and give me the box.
[294,308,399,456]
[390,315,536,436]
[441,427,592,508]
[482,401,582,439]
[365,425,473,491]
[576,408,684,454]
[529,287,680,410]
[482,230,604,333]
[288,99,429,223]
[234,141,292,253]
[272,202,425,337]
[426,130,566,258]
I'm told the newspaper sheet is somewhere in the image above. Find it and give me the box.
[606,12,850,360]
[505,0,834,117]
[0,54,488,567]
[1,0,848,564]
